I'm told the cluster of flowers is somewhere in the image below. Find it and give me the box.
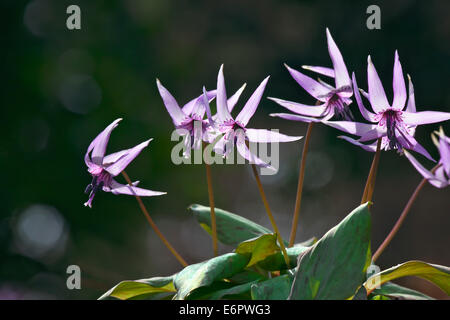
[83,29,450,207]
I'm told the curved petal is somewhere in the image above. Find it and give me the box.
[358,127,387,142]
[438,137,450,175]
[182,90,216,115]
[326,28,351,88]
[268,97,327,117]
[367,56,390,112]
[236,133,271,168]
[108,180,166,197]
[406,74,416,113]
[235,76,270,127]
[216,64,233,124]
[86,118,122,167]
[338,136,378,152]
[105,139,152,176]
[302,65,335,78]
[269,113,322,123]
[284,64,330,102]
[402,111,450,126]
[156,79,190,126]
[228,83,247,113]
[392,51,407,110]
[352,73,377,122]
[245,128,303,143]
[404,151,437,181]
[322,120,377,136]
[396,131,435,162]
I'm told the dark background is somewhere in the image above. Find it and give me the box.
[1,0,449,299]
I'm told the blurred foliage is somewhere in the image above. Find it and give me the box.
[0,0,449,299]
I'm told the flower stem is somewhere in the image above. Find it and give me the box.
[251,164,291,268]
[288,122,314,247]
[372,164,441,262]
[121,170,188,268]
[361,138,382,204]
[205,162,218,257]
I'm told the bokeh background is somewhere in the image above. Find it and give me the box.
[1,0,449,299]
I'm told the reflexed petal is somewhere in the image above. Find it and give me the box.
[236,133,272,168]
[182,90,216,115]
[404,151,438,181]
[406,74,416,113]
[103,149,130,166]
[235,76,270,127]
[402,111,450,126]
[302,65,335,78]
[322,120,377,136]
[358,127,386,142]
[284,64,331,102]
[268,97,327,117]
[269,113,322,123]
[87,118,122,166]
[156,79,190,126]
[438,137,450,175]
[352,73,377,122]
[392,51,407,110]
[245,128,303,143]
[338,136,378,152]
[326,28,351,89]
[105,139,152,176]
[216,64,233,124]
[397,132,435,162]
[108,180,166,197]
[228,83,247,113]
[367,56,390,112]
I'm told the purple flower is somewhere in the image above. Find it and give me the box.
[404,127,450,188]
[325,52,450,160]
[270,28,354,122]
[84,118,166,208]
[205,65,303,168]
[156,79,246,156]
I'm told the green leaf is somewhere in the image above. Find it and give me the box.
[251,274,293,300]
[98,276,176,300]
[364,261,450,296]
[209,280,259,300]
[228,270,267,284]
[257,244,310,271]
[289,203,372,300]
[235,234,280,267]
[188,204,273,246]
[370,282,434,300]
[173,253,250,300]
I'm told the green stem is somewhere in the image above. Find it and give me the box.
[251,164,291,268]
[289,122,314,247]
[121,171,188,267]
[372,164,441,262]
[361,138,382,205]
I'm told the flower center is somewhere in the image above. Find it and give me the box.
[382,109,402,150]
[84,170,111,207]
[328,94,353,121]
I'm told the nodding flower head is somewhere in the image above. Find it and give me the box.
[84,119,166,208]
[269,28,354,123]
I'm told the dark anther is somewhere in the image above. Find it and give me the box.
[85,184,93,194]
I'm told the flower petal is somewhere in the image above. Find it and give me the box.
[358,127,387,142]
[391,51,407,110]
[245,128,303,143]
[352,72,377,122]
[182,89,216,115]
[367,55,390,112]
[216,64,233,124]
[87,118,122,167]
[236,133,272,168]
[235,76,270,127]
[227,83,247,113]
[438,137,450,175]
[156,79,190,126]
[397,132,435,162]
[108,180,166,197]
[326,28,351,89]
[406,74,416,113]
[268,97,328,117]
[302,65,335,78]
[105,139,152,176]
[338,136,378,152]
[269,113,322,123]
[284,64,331,102]
[322,120,377,136]
[404,151,437,181]
[402,111,450,126]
